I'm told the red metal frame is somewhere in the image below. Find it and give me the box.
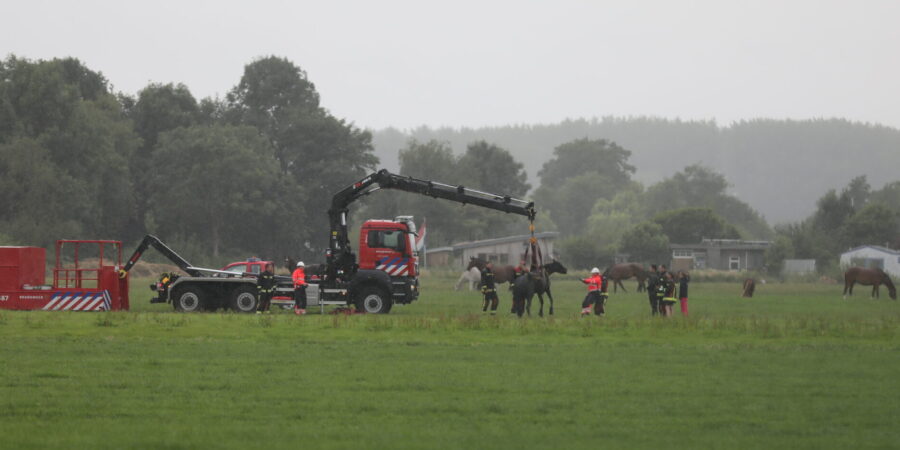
[54,240,123,289]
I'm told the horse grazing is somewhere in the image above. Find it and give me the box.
[603,263,647,293]
[843,267,897,300]
[526,260,568,317]
[742,278,756,298]
[455,267,481,291]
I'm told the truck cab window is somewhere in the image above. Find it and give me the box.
[368,230,406,252]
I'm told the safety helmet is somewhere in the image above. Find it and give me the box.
[296,261,305,267]
[591,267,600,274]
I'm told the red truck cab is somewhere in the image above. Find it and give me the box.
[220,258,273,276]
[358,216,418,278]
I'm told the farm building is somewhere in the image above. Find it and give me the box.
[424,232,559,268]
[783,259,817,275]
[670,239,771,272]
[840,245,900,277]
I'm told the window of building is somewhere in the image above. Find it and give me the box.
[673,249,693,258]
[729,256,740,271]
[499,254,509,264]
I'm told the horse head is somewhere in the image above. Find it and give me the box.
[881,271,897,300]
[466,257,486,271]
[543,260,568,275]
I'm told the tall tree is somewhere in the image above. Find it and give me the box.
[224,56,378,258]
[534,138,636,236]
[146,125,280,258]
[652,208,740,244]
[127,83,200,238]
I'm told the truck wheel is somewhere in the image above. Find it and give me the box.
[173,286,204,313]
[356,287,393,314]
[229,286,259,313]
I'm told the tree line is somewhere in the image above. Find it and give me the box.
[2,54,897,273]
[0,55,375,266]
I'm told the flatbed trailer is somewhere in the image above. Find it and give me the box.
[0,240,129,311]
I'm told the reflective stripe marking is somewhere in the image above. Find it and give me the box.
[63,296,82,310]
[86,297,104,311]
[43,296,62,310]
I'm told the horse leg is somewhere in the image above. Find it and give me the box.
[843,280,849,299]
[547,288,555,315]
[537,292,544,317]
[617,279,627,293]
[873,284,879,299]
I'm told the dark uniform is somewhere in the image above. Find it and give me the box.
[292,266,307,311]
[646,266,659,315]
[257,267,276,312]
[480,266,499,314]
[657,269,671,314]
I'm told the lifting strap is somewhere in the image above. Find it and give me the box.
[524,218,544,272]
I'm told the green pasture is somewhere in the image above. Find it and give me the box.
[1,275,898,449]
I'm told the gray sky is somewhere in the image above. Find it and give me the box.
[4,0,899,130]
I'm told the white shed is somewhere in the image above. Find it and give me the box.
[840,245,900,277]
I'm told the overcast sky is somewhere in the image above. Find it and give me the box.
[4,0,899,130]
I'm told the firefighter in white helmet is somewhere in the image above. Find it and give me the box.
[581,267,608,316]
[292,261,307,315]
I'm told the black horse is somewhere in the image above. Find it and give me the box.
[511,272,534,318]
[525,260,568,317]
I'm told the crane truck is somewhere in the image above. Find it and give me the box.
[121,168,535,314]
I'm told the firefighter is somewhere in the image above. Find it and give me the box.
[657,264,670,315]
[292,261,307,315]
[658,271,677,317]
[480,261,499,314]
[581,267,607,316]
[256,262,276,314]
[646,264,660,315]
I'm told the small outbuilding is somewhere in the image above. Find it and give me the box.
[840,245,900,277]
[670,239,771,272]
[425,232,559,268]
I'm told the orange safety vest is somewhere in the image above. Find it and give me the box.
[292,268,306,287]
[583,274,603,292]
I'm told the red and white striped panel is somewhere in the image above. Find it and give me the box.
[42,291,111,311]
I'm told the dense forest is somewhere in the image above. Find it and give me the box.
[373,118,900,224]
[1,55,898,273]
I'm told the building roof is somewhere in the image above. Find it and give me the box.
[671,239,771,251]
[841,245,900,256]
[447,232,559,251]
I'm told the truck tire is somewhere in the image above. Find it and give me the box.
[356,286,393,314]
[229,286,259,313]
[172,285,204,312]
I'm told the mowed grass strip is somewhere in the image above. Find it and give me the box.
[1,276,898,449]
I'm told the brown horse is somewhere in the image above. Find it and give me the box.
[466,257,518,284]
[467,257,567,316]
[742,278,756,298]
[843,267,897,300]
[603,263,648,293]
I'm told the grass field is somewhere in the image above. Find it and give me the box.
[2,275,899,449]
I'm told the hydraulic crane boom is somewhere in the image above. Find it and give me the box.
[120,234,202,278]
[326,169,535,275]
